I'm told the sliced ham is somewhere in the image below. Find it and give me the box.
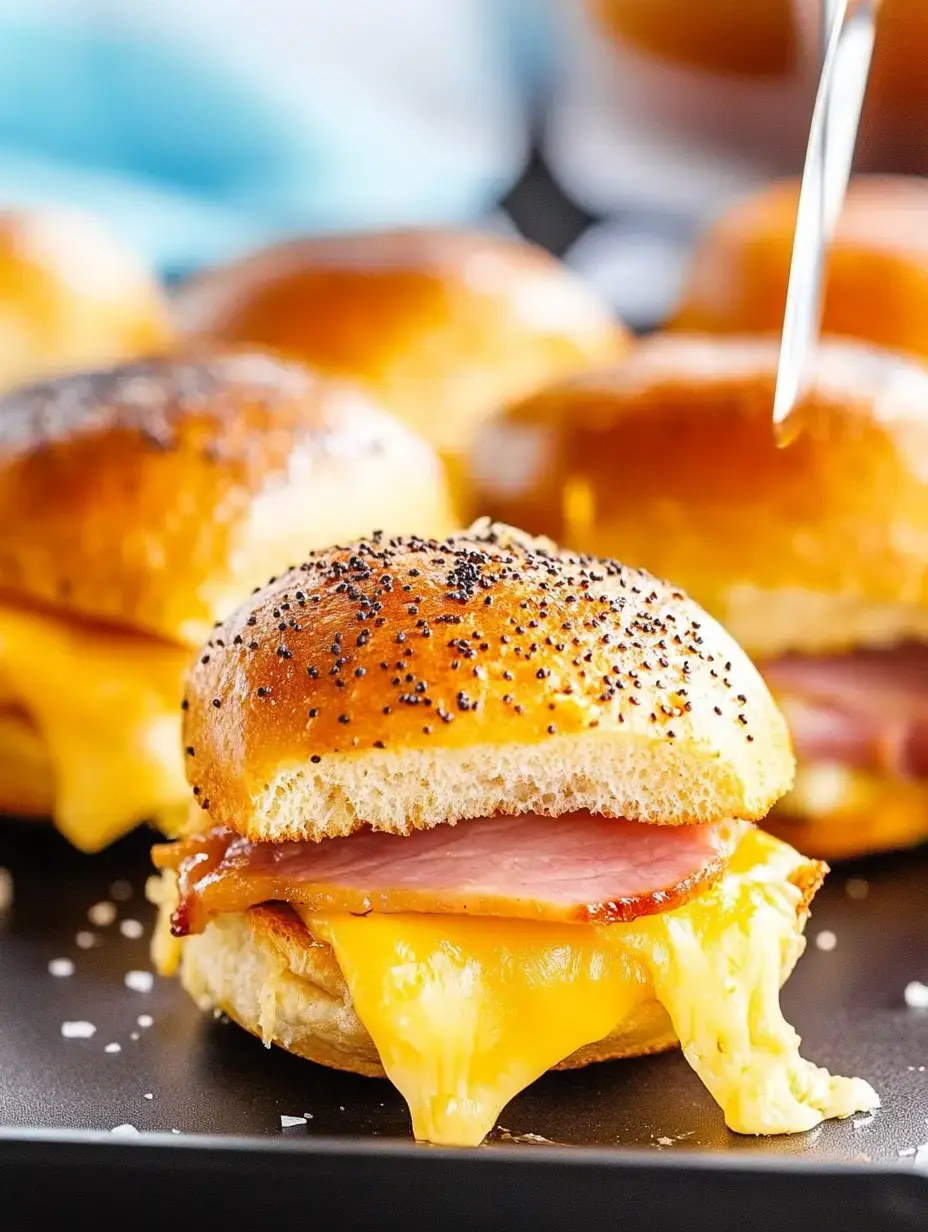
[154,812,745,937]
[764,644,928,779]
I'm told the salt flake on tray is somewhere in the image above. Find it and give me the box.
[61,1021,96,1039]
[119,919,144,940]
[905,981,928,1009]
[124,970,154,993]
[75,931,97,949]
[88,901,117,927]
[47,958,75,978]
[280,1115,307,1128]
[111,1124,140,1137]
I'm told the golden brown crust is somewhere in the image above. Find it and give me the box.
[0,352,454,646]
[468,334,928,656]
[182,522,793,838]
[671,176,928,360]
[0,207,171,390]
[173,227,628,459]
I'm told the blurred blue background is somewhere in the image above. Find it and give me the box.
[3,0,919,327]
[0,0,554,279]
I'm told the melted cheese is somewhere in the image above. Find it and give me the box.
[308,829,878,1146]
[0,603,191,851]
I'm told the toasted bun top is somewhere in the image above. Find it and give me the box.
[468,334,928,658]
[0,207,171,390]
[182,521,793,842]
[672,176,928,361]
[173,228,627,457]
[0,352,454,647]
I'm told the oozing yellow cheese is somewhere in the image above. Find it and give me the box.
[309,829,878,1146]
[0,603,191,851]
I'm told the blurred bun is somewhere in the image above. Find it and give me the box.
[769,765,928,862]
[672,177,928,360]
[0,208,171,390]
[173,228,627,471]
[182,521,793,843]
[468,333,928,659]
[0,352,455,647]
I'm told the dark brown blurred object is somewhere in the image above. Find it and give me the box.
[588,1,928,175]
[591,0,798,78]
[671,176,928,359]
[0,207,171,391]
[173,228,628,506]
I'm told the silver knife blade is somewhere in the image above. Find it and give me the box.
[772,0,877,434]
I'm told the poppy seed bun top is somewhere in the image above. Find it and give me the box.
[468,334,928,659]
[0,352,454,647]
[173,228,628,459]
[0,207,171,389]
[181,521,793,842]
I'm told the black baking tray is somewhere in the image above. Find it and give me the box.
[0,817,927,1229]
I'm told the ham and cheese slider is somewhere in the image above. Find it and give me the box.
[151,521,877,1147]
[0,353,452,852]
[672,177,928,362]
[172,228,628,502]
[469,334,928,860]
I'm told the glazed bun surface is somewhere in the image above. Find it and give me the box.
[469,334,928,658]
[0,352,454,647]
[0,207,171,390]
[672,177,928,361]
[182,521,793,842]
[174,227,627,458]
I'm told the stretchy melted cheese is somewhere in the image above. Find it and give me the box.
[305,829,878,1146]
[0,603,191,850]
